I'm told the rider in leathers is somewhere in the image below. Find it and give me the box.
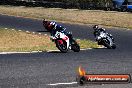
[93,25,114,44]
[43,19,73,43]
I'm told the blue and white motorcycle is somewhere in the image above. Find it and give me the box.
[96,32,116,49]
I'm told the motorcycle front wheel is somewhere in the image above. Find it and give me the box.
[55,39,68,53]
[103,39,112,49]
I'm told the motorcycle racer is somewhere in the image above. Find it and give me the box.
[93,25,113,42]
[43,19,73,43]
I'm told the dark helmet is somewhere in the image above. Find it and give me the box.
[93,25,99,30]
[43,19,55,32]
[43,19,49,28]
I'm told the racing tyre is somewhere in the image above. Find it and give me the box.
[71,39,80,52]
[112,44,116,49]
[103,39,112,49]
[71,44,80,52]
[55,39,68,53]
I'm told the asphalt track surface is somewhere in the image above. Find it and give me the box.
[0,14,132,88]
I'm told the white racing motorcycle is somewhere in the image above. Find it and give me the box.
[53,31,80,53]
[97,32,116,49]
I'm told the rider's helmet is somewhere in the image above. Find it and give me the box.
[43,19,48,27]
[49,21,56,28]
[93,25,99,31]
[43,19,50,30]
[43,19,56,31]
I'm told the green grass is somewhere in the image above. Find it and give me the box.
[0,27,98,52]
[77,39,98,49]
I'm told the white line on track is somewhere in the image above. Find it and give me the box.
[18,30,22,31]
[47,82,77,86]
[127,29,130,31]
[0,47,104,54]
[47,47,104,52]
[26,31,30,33]
[47,50,60,52]
[0,51,42,54]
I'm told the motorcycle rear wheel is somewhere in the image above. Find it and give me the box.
[112,44,116,49]
[71,39,80,52]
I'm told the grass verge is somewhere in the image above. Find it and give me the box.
[0,5,131,29]
[0,27,98,52]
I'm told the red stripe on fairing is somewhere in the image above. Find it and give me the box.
[58,40,63,44]
[63,36,68,41]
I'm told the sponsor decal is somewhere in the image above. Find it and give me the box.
[76,66,131,85]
